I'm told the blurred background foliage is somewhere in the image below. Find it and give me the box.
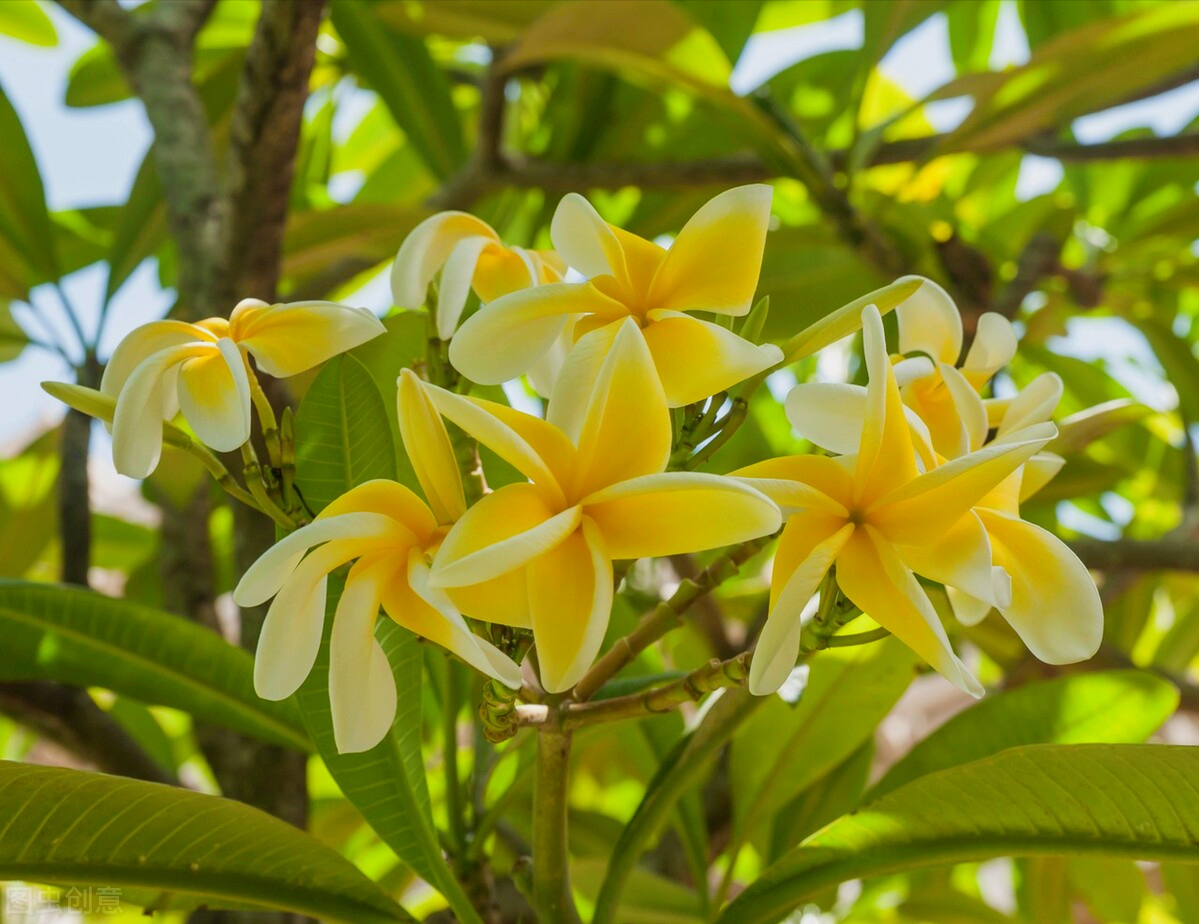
[2,0,1199,922]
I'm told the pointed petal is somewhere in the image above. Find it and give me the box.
[648,184,772,316]
[550,192,627,280]
[937,362,989,454]
[111,342,210,478]
[962,312,1017,382]
[789,381,936,466]
[896,276,961,364]
[234,511,412,607]
[449,282,624,385]
[446,568,532,628]
[421,380,574,502]
[398,370,468,524]
[732,455,852,515]
[947,585,994,627]
[431,483,580,587]
[571,318,672,497]
[896,511,1000,606]
[473,245,542,303]
[582,472,780,559]
[177,337,252,453]
[529,518,612,693]
[527,320,579,398]
[232,300,385,377]
[855,304,919,504]
[642,310,782,406]
[319,478,438,538]
[1020,451,1065,501]
[329,556,397,753]
[870,422,1056,546]
[390,211,499,308]
[837,526,982,696]
[749,518,853,695]
[982,511,1103,664]
[997,372,1062,439]
[546,319,622,443]
[436,235,494,339]
[101,320,208,400]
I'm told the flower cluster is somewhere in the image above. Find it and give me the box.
[65,185,1102,752]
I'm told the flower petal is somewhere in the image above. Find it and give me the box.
[527,320,578,398]
[583,472,780,559]
[473,245,543,303]
[789,381,936,467]
[749,517,853,695]
[232,299,385,378]
[446,569,532,628]
[431,483,580,587]
[981,510,1103,664]
[398,370,468,525]
[648,184,772,316]
[390,211,499,308]
[855,304,919,505]
[837,526,982,697]
[732,455,853,515]
[571,318,672,497]
[449,282,626,385]
[177,337,252,453]
[546,319,622,443]
[320,478,438,538]
[642,310,782,406]
[996,372,1062,439]
[101,320,209,400]
[550,192,628,281]
[1020,451,1065,502]
[937,362,989,455]
[895,511,1001,606]
[234,511,412,607]
[111,342,211,478]
[529,518,612,693]
[895,276,961,364]
[947,585,994,627]
[329,555,397,754]
[436,235,494,339]
[961,312,1017,383]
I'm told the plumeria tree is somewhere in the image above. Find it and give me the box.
[2,2,1199,923]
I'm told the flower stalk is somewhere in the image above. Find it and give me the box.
[532,722,581,924]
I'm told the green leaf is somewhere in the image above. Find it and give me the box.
[294,578,485,924]
[0,580,309,751]
[573,858,704,924]
[868,670,1179,801]
[1066,856,1144,923]
[1048,399,1152,456]
[374,0,557,42]
[779,275,923,363]
[671,0,765,63]
[769,742,873,862]
[64,42,132,107]
[1134,319,1199,422]
[0,761,413,923]
[104,148,167,303]
[0,0,57,46]
[294,352,398,514]
[0,77,58,299]
[947,0,1001,73]
[730,638,917,858]
[0,300,30,362]
[330,0,465,181]
[717,744,1199,924]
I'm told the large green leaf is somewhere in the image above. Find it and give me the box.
[0,761,413,923]
[0,77,58,299]
[0,580,308,750]
[294,352,398,514]
[330,0,465,181]
[730,637,917,859]
[375,0,558,42]
[868,670,1179,800]
[0,0,57,46]
[104,148,167,303]
[717,744,1199,924]
[0,300,30,363]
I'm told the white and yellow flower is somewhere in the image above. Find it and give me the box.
[737,304,1059,697]
[418,319,782,692]
[391,211,565,341]
[449,185,783,407]
[101,299,384,478]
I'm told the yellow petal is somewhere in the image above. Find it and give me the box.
[937,362,989,455]
[319,477,438,539]
[449,281,626,385]
[870,422,1055,546]
[397,370,467,525]
[111,342,211,478]
[789,381,936,468]
[422,380,574,504]
[472,245,540,303]
[231,299,385,378]
[980,510,1103,664]
[529,518,612,693]
[177,337,253,453]
[837,526,982,696]
[996,372,1062,438]
[961,312,1017,384]
[528,319,583,399]
[895,276,961,364]
[855,304,919,506]
[648,184,772,316]
[445,569,532,628]
[732,455,853,514]
[895,511,1003,607]
[947,585,994,627]
[571,318,671,497]
[550,192,628,281]
[100,319,210,401]
[390,211,499,309]
[642,310,782,406]
[430,483,579,587]
[749,519,853,696]
[582,472,780,559]
[1020,451,1065,502]
[608,225,667,296]
[436,234,495,339]
[329,554,397,753]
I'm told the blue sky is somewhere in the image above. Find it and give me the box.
[2,0,1198,468]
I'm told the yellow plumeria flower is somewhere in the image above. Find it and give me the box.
[391,211,566,341]
[418,319,782,692]
[736,304,1056,697]
[449,185,783,407]
[233,477,523,754]
[101,299,384,478]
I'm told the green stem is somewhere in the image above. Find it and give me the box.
[444,664,468,861]
[532,725,580,924]
[825,626,891,647]
[245,359,282,470]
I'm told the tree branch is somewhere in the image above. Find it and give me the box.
[1069,538,1199,573]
